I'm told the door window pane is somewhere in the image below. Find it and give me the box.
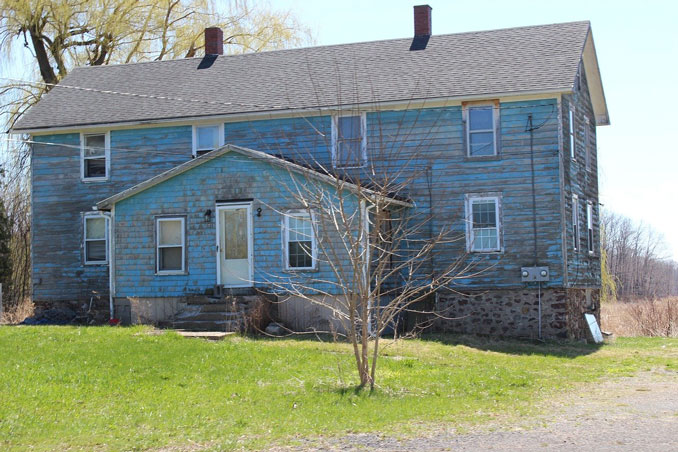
[224,209,248,260]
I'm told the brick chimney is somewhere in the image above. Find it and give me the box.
[205,27,224,55]
[414,5,432,37]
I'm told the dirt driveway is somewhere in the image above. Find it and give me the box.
[276,369,678,451]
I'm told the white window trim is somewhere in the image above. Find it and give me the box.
[572,194,579,251]
[569,107,576,161]
[584,116,591,171]
[156,216,186,275]
[192,123,225,157]
[465,195,502,253]
[331,112,367,169]
[80,131,110,182]
[464,103,498,157]
[283,210,317,271]
[83,213,109,265]
[586,201,594,255]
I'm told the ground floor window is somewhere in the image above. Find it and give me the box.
[284,212,316,270]
[156,217,185,273]
[84,214,108,264]
[466,195,501,252]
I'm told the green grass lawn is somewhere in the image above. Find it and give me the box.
[0,326,676,451]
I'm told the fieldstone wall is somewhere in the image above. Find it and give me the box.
[432,287,600,340]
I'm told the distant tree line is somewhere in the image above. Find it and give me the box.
[601,209,678,300]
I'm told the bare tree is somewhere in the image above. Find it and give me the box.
[601,209,678,300]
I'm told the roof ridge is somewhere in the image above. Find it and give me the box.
[71,20,591,72]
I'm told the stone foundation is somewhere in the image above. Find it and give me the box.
[432,287,600,340]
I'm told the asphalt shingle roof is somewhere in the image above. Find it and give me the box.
[13,21,591,131]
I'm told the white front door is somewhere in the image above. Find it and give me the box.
[216,203,253,287]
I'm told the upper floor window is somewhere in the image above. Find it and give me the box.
[332,114,367,168]
[81,132,109,181]
[584,116,591,171]
[465,104,498,157]
[84,213,108,264]
[572,194,580,251]
[466,195,502,252]
[586,201,594,255]
[156,217,186,274]
[283,211,316,270]
[192,124,224,157]
[569,107,576,160]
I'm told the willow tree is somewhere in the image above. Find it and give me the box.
[0,0,311,310]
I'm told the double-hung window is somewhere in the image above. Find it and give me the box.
[584,116,591,171]
[84,214,108,264]
[572,194,580,251]
[466,104,497,157]
[332,114,367,168]
[192,124,224,157]
[81,133,109,181]
[586,201,594,254]
[466,196,501,252]
[284,212,316,270]
[156,217,186,274]
[569,107,576,160]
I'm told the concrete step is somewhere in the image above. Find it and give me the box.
[172,319,242,332]
[184,312,242,321]
[176,331,235,341]
[186,296,225,305]
[199,303,241,313]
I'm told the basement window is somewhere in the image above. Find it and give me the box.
[332,113,367,168]
[192,124,224,157]
[81,132,109,181]
[284,211,316,270]
[156,217,186,274]
[466,195,501,252]
[465,104,498,157]
[84,213,108,264]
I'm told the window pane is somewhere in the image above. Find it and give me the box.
[86,240,106,262]
[159,220,182,246]
[469,108,493,130]
[469,132,495,156]
[86,217,106,240]
[197,126,218,150]
[159,247,182,271]
[288,241,313,268]
[85,158,106,178]
[338,116,361,139]
[289,216,312,242]
[84,134,106,157]
[472,200,496,228]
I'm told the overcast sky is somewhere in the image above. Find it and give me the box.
[273,0,678,260]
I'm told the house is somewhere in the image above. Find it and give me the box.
[11,6,609,338]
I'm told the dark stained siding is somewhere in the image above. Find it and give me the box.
[31,127,193,302]
[562,65,601,287]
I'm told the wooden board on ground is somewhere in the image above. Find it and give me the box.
[585,313,604,343]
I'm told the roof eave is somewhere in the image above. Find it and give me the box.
[581,28,610,126]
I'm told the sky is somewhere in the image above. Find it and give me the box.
[271,0,678,260]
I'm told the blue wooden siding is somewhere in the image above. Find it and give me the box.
[32,96,581,302]
[31,126,193,301]
[113,152,360,297]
